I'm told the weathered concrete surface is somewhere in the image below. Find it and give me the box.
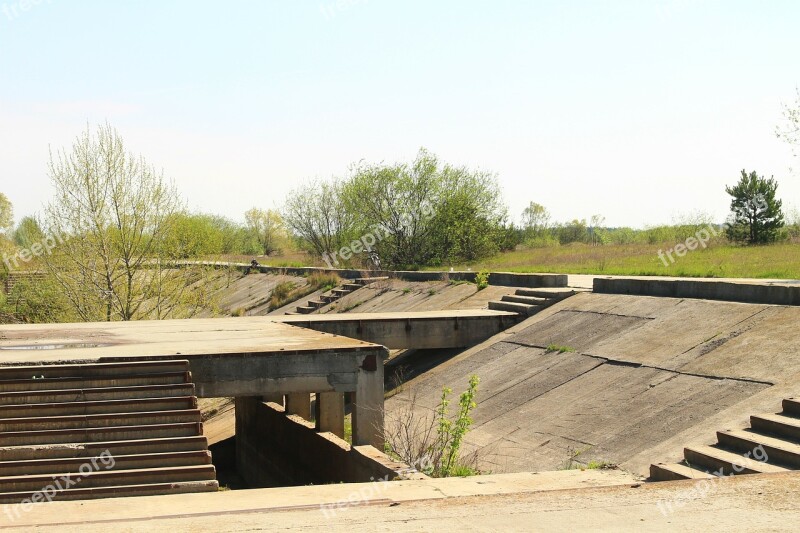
[7,471,799,531]
[595,276,800,305]
[272,309,519,349]
[387,292,800,477]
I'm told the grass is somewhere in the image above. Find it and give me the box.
[268,272,342,311]
[434,242,800,279]
[546,344,576,354]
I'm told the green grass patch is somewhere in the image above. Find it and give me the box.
[546,344,575,354]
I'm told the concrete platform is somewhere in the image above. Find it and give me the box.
[3,470,798,531]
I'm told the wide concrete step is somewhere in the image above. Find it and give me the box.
[331,289,352,297]
[296,306,316,314]
[0,436,209,461]
[750,413,800,442]
[0,480,219,505]
[649,462,715,481]
[0,464,217,493]
[782,398,800,417]
[0,450,212,477]
[0,409,202,432]
[0,361,190,381]
[683,445,789,476]
[0,384,197,406]
[488,301,542,316]
[0,397,197,419]
[0,372,191,393]
[515,288,577,299]
[716,430,800,468]
[501,295,550,305]
[307,300,325,309]
[0,422,203,446]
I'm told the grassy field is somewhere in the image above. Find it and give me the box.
[443,242,800,279]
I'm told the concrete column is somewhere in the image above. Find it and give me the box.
[262,394,284,407]
[315,392,345,438]
[234,396,263,486]
[285,393,311,420]
[352,353,385,448]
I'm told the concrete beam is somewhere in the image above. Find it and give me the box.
[273,310,519,350]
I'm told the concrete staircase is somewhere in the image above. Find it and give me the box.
[292,277,389,315]
[0,360,218,504]
[650,398,800,481]
[488,288,576,317]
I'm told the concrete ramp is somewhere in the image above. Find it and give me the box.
[0,360,218,504]
[388,292,800,476]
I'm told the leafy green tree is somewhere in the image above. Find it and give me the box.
[13,216,45,249]
[777,88,800,160]
[0,193,12,232]
[41,124,220,321]
[521,202,550,237]
[725,170,784,244]
[283,179,355,259]
[244,208,286,256]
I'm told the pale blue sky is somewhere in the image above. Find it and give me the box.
[1,0,798,227]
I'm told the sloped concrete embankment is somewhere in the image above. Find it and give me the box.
[388,292,800,476]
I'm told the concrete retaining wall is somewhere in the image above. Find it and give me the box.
[593,277,800,306]
[208,262,567,289]
[235,398,419,488]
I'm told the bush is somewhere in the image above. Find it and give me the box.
[475,270,490,290]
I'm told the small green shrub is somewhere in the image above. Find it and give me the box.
[475,270,490,290]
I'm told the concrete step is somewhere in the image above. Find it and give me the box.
[0,450,213,477]
[307,300,325,309]
[0,464,217,493]
[716,430,800,468]
[783,398,800,417]
[0,384,196,406]
[342,283,362,291]
[750,413,800,442]
[501,295,550,306]
[0,397,197,419]
[0,436,210,461]
[0,422,203,446]
[355,277,389,285]
[0,361,190,381]
[331,289,352,297]
[0,409,202,432]
[649,462,715,481]
[0,480,219,505]
[296,306,316,314]
[683,445,789,476]
[515,288,577,299]
[0,372,191,393]
[488,301,543,316]
[321,294,339,303]
[284,312,301,315]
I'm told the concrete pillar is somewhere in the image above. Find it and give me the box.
[352,353,385,448]
[285,393,311,420]
[315,392,345,438]
[262,394,284,407]
[234,396,262,485]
